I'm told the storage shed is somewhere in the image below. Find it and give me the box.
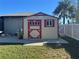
[0,12,58,39]
[23,12,58,39]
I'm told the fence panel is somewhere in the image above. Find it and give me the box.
[59,25,65,36]
[72,24,79,40]
[65,24,73,37]
[59,24,79,40]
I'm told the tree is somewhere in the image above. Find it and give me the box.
[76,9,79,23]
[76,0,79,23]
[53,0,75,24]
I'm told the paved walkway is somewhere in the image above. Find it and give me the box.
[0,37,68,45]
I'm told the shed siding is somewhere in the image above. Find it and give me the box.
[4,17,22,35]
[24,16,58,39]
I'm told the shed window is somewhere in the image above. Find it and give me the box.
[44,19,54,27]
[29,20,40,26]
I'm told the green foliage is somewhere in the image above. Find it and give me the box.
[76,9,79,23]
[53,0,75,24]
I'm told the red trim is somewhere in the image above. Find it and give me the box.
[28,20,30,39]
[28,20,42,39]
[44,19,55,27]
[27,12,58,19]
[36,29,40,33]
[40,20,42,38]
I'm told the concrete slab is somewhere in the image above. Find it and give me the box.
[0,37,68,46]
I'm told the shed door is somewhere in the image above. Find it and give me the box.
[28,20,41,39]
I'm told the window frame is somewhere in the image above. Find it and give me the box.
[44,19,55,27]
[29,20,40,26]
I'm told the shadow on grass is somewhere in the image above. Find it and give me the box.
[45,43,64,49]
[61,36,79,59]
[45,36,79,59]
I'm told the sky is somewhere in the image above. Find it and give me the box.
[0,0,59,15]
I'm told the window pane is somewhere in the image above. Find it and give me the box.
[35,21,37,26]
[44,19,54,27]
[47,21,49,26]
[29,20,41,26]
[50,20,52,26]
[29,20,32,26]
[44,20,46,27]
[38,21,40,26]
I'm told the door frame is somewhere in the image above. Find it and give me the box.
[28,20,42,39]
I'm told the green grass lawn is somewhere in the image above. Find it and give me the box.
[0,44,71,59]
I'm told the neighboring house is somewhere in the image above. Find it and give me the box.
[0,12,58,39]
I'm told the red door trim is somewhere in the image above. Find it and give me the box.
[39,20,42,39]
[28,20,30,39]
[28,20,42,39]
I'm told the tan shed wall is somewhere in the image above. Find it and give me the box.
[24,16,58,39]
[23,17,28,38]
[42,19,58,39]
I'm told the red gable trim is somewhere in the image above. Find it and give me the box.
[28,12,58,19]
[31,12,50,16]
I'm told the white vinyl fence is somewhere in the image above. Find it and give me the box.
[59,25,65,36]
[59,24,79,40]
